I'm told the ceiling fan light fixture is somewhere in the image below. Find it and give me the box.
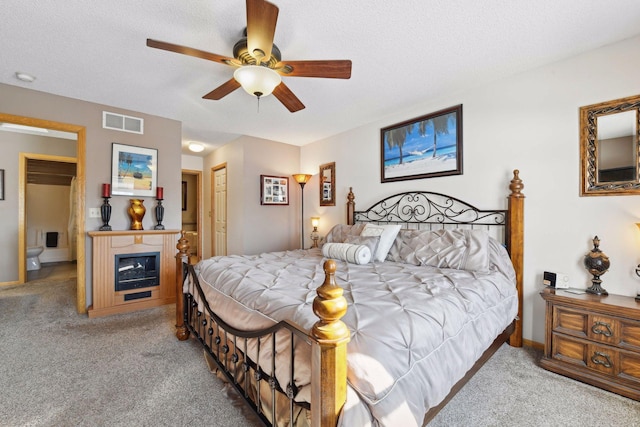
[234,65,281,98]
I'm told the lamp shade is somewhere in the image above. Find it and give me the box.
[311,217,320,228]
[233,65,282,98]
[292,174,312,184]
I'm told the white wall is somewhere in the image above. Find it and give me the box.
[301,35,640,345]
[181,154,203,171]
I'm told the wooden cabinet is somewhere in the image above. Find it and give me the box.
[87,230,179,318]
[540,288,640,400]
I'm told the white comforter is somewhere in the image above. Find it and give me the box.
[185,239,517,426]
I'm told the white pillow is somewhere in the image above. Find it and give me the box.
[360,223,402,262]
[322,243,372,265]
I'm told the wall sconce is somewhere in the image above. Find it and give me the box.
[310,217,320,248]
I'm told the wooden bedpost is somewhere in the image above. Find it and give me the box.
[175,230,191,341]
[507,170,525,347]
[310,260,351,427]
[346,187,355,225]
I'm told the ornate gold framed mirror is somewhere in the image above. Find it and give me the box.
[319,162,335,206]
[580,94,640,196]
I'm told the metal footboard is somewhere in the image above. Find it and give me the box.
[183,263,311,426]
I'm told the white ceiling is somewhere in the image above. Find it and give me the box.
[2,1,640,156]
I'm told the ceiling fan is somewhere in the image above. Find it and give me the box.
[147,0,352,112]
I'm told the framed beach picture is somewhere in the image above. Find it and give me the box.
[260,175,289,205]
[111,143,158,197]
[381,104,463,182]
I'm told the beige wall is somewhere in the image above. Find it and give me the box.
[0,132,77,282]
[0,83,182,307]
[301,34,640,345]
[202,135,300,257]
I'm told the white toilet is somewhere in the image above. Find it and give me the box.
[27,246,44,271]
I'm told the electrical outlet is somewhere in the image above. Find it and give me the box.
[89,208,101,218]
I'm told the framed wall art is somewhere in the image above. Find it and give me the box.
[381,104,463,183]
[319,162,335,206]
[111,143,158,197]
[0,169,4,200]
[260,175,289,205]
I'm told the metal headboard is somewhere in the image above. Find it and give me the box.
[347,189,508,243]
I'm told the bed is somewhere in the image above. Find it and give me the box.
[174,170,525,426]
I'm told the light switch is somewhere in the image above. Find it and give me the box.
[89,208,101,218]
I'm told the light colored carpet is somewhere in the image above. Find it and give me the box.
[1,277,638,426]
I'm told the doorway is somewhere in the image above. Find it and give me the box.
[23,155,77,283]
[0,112,86,314]
[181,169,202,261]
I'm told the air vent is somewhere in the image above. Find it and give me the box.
[102,111,144,134]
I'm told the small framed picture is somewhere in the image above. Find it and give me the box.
[111,143,158,197]
[260,175,289,205]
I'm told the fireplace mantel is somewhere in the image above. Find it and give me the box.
[87,230,179,318]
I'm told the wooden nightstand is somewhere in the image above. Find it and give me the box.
[540,288,640,400]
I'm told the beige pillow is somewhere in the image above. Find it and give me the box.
[360,223,402,262]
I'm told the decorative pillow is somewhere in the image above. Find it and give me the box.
[324,223,366,244]
[387,228,490,272]
[360,223,402,262]
[344,235,380,259]
[387,229,423,262]
[322,242,372,265]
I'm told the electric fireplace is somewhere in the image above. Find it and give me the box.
[114,252,160,292]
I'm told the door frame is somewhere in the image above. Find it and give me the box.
[0,113,87,314]
[181,169,202,261]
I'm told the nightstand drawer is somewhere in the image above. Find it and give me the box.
[620,319,640,351]
[588,343,640,386]
[552,304,640,347]
[551,332,588,367]
[552,332,640,385]
[552,306,588,338]
[589,314,618,344]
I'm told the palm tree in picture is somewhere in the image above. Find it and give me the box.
[119,152,134,178]
[385,124,414,166]
[418,114,453,158]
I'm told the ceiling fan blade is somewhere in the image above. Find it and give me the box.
[202,79,242,100]
[273,83,305,112]
[276,60,352,79]
[147,39,238,66]
[246,0,279,63]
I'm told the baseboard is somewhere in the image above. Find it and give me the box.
[523,338,544,351]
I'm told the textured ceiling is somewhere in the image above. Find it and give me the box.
[2,0,640,156]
